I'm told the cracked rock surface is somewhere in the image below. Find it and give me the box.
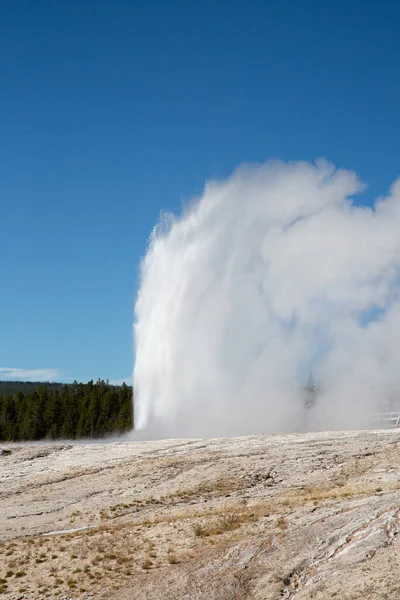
[1,429,400,599]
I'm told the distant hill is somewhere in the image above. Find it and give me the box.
[0,380,64,396]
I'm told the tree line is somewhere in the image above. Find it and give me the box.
[0,380,133,442]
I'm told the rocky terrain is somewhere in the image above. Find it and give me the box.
[1,429,400,599]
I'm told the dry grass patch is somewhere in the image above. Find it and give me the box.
[142,557,153,570]
[193,504,256,538]
[281,480,400,506]
[277,517,287,531]
[168,553,180,564]
[171,476,246,501]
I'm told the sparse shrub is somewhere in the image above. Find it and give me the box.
[277,517,287,530]
[194,524,208,537]
[194,505,251,538]
[142,558,153,569]
[168,554,180,564]
[219,510,243,530]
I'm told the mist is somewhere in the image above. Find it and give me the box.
[133,159,400,438]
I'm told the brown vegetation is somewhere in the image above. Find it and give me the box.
[2,430,400,599]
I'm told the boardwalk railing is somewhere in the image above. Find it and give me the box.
[371,412,400,428]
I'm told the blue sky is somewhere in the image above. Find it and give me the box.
[1,0,399,384]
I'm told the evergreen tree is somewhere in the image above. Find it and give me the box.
[304,373,317,408]
[0,379,133,442]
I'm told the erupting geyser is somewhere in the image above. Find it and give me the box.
[133,160,400,437]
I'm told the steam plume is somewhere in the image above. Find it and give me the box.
[133,160,400,437]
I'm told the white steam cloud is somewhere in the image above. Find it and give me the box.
[133,160,400,437]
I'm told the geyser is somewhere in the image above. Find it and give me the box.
[133,159,400,437]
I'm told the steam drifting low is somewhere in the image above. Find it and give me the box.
[134,160,400,437]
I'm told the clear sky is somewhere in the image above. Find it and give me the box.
[1,0,399,384]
